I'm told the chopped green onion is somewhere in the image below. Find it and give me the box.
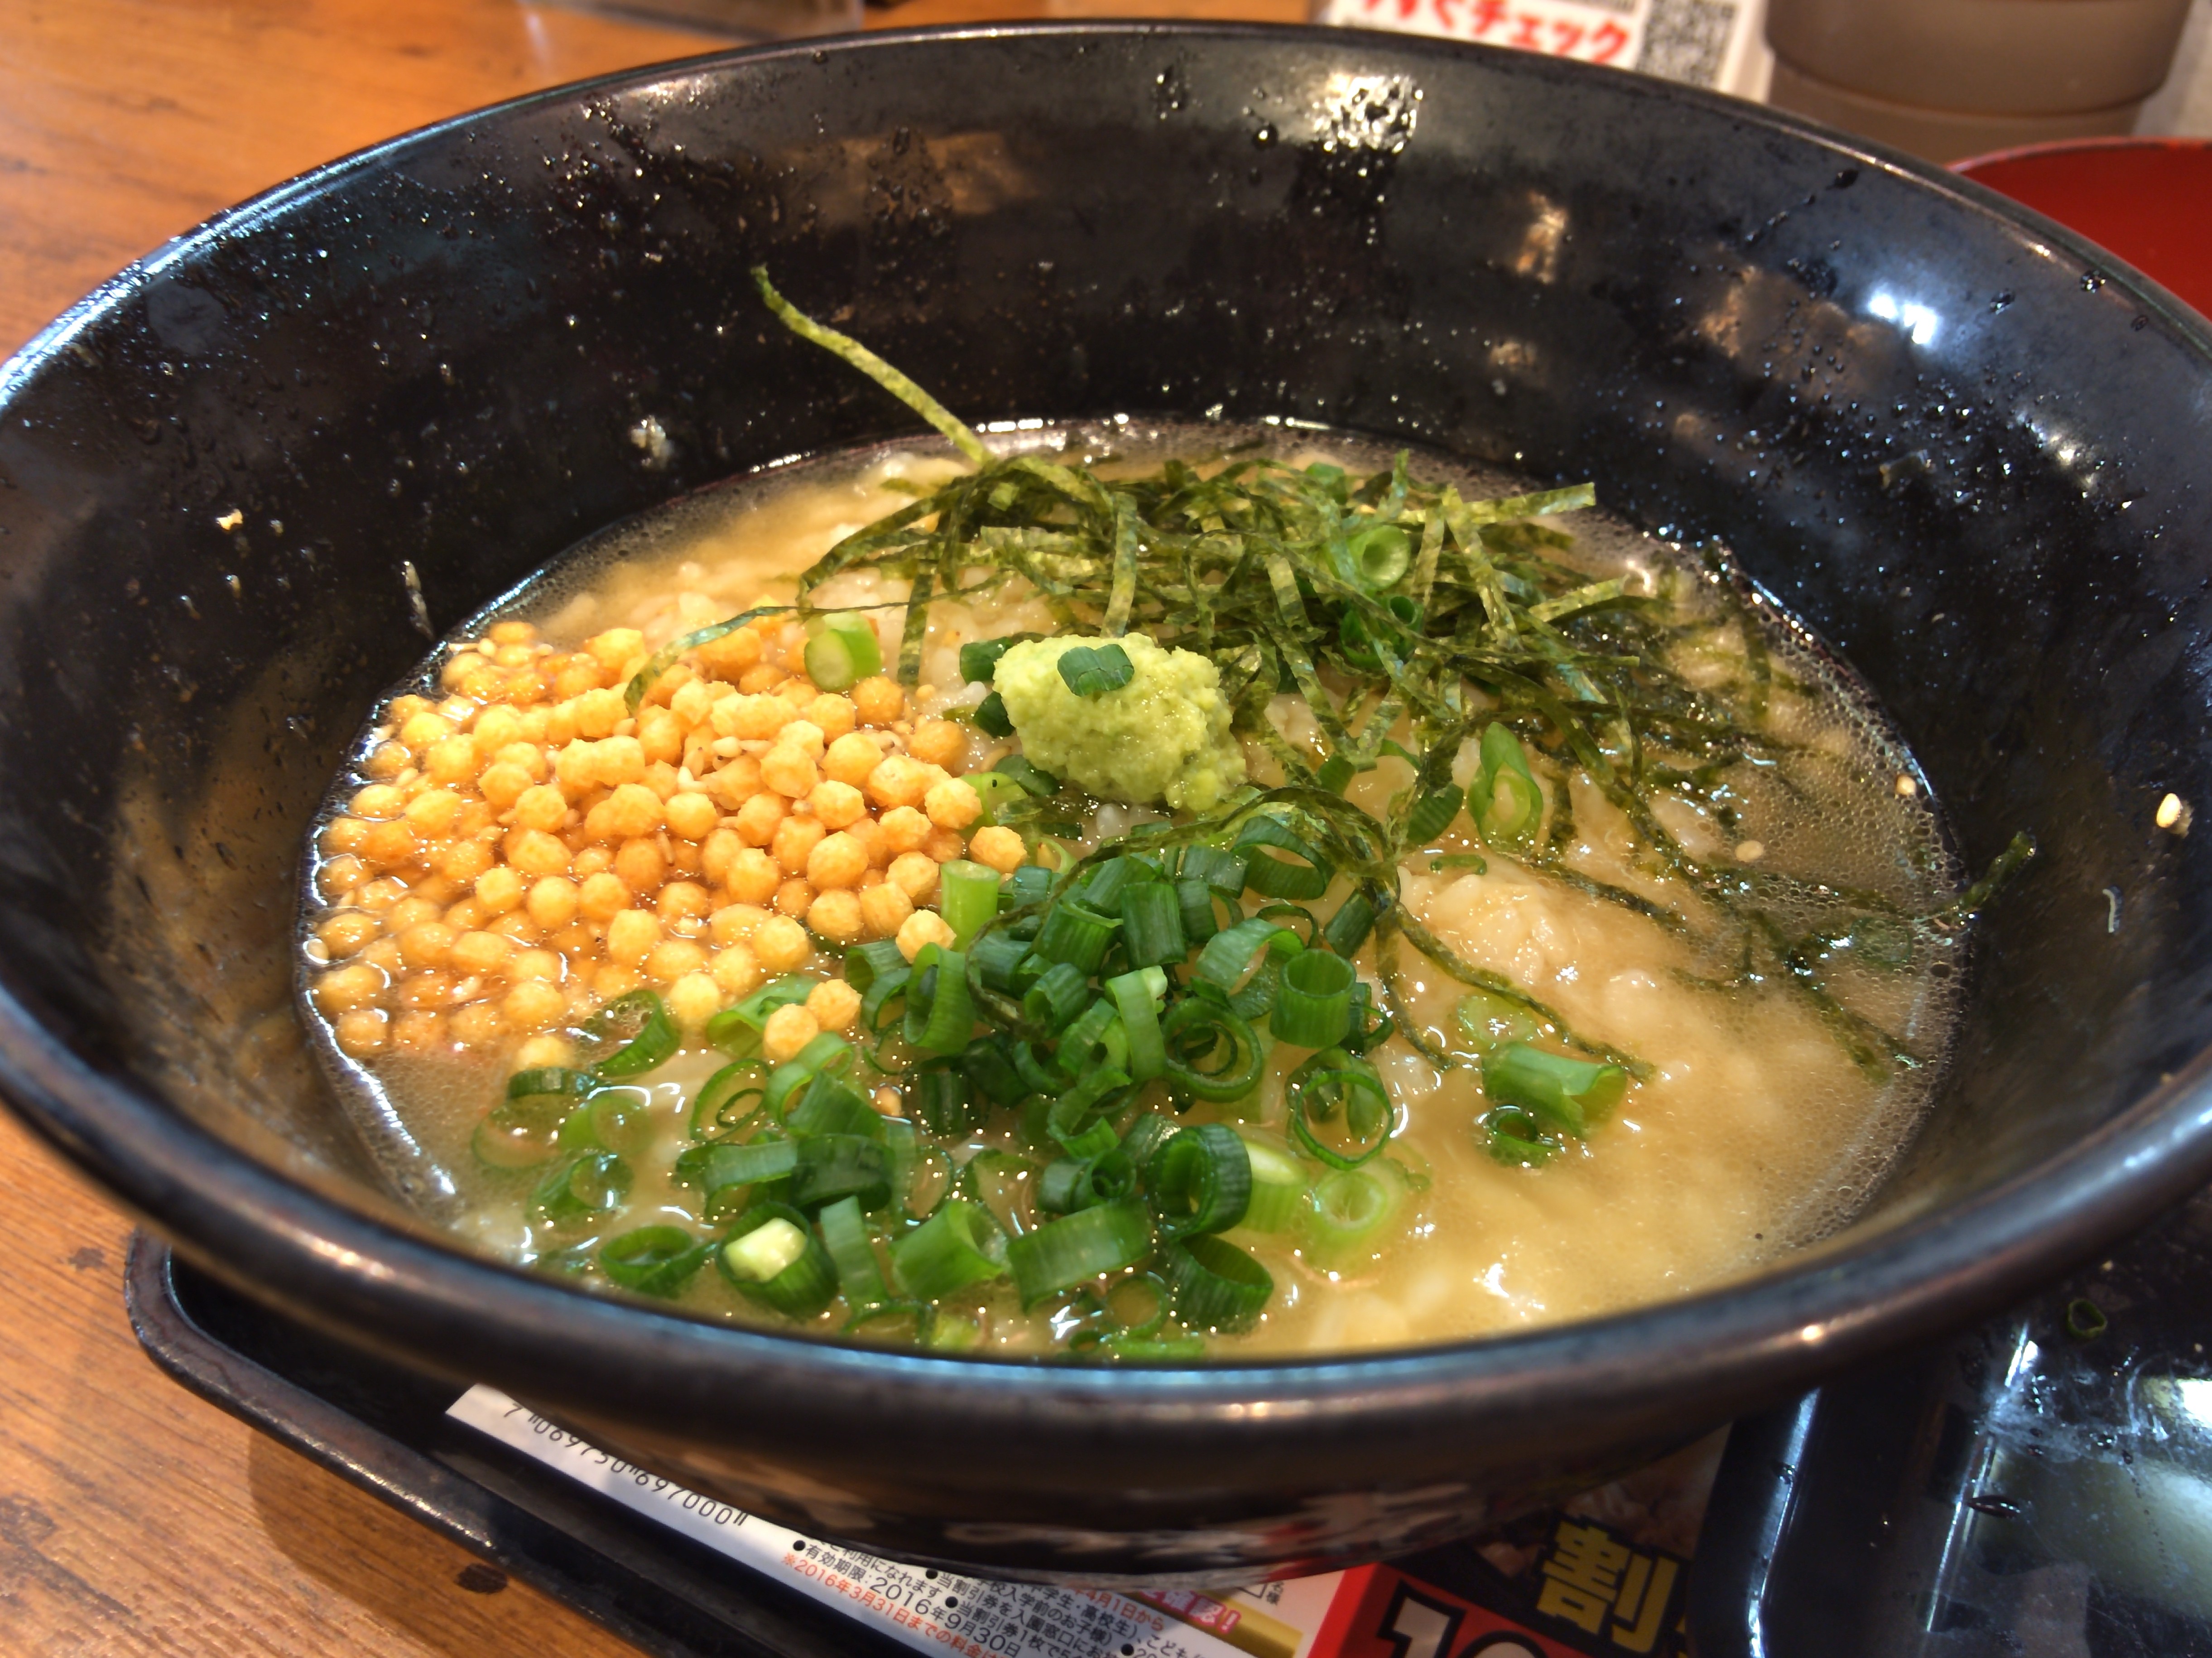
[802,614,882,691]
[706,975,816,1056]
[972,933,1034,995]
[529,1150,632,1224]
[903,945,976,1054]
[958,633,1040,685]
[675,1137,797,1220]
[1056,642,1136,698]
[1046,1065,1131,1152]
[1104,970,1166,1084]
[1482,1043,1628,1137]
[859,967,911,1036]
[788,1134,893,1212]
[993,754,1060,797]
[580,989,678,1078]
[1272,949,1357,1049]
[1006,1200,1153,1306]
[910,1065,973,1137]
[1052,997,1122,1080]
[688,1060,764,1139]
[842,942,907,993]
[557,1085,655,1154]
[1286,1047,1395,1170]
[1010,1041,1061,1098]
[1102,1334,1207,1361]
[1481,1104,1560,1166]
[939,862,1002,947]
[474,1092,577,1170]
[719,1201,839,1318]
[1001,865,1054,909]
[773,1049,859,1119]
[817,1196,888,1311]
[1178,846,1249,894]
[599,1226,714,1297]
[1077,857,1145,911]
[506,1065,598,1103]
[1053,1112,1121,1163]
[1233,814,1335,901]
[1454,987,1547,1055]
[1118,881,1188,970]
[1159,997,1265,1104]
[1146,1122,1252,1239]
[964,768,1027,829]
[957,1034,1026,1108]
[1163,1235,1273,1332]
[971,692,1016,740]
[1299,1163,1405,1271]
[1121,1112,1180,1169]
[1346,523,1412,588]
[889,1199,1007,1298]
[1037,1157,1093,1215]
[1191,917,1303,1001]
[1032,898,1120,974]
[1474,723,1543,848]
[881,1118,919,1211]
[1236,1134,1310,1233]
[1175,878,1225,947]
[785,1070,882,1140]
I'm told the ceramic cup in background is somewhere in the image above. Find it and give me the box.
[524,0,860,38]
[1766,0,2194,163]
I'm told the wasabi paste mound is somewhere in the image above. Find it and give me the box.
[992,633,1246,812]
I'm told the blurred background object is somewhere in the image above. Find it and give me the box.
[1955,137,2212,317]
[1765,0,2196,162]
[532,0,857,34]
[1307,0,1776,99]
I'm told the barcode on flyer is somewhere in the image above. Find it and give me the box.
[446,1386,1704,1658]
[1311,0,1770,97]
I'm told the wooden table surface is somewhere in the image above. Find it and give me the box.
[0,2,1332,1654]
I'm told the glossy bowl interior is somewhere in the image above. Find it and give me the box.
[3,23,2212,1584]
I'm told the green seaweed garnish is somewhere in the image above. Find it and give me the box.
[638,275,2032,1081]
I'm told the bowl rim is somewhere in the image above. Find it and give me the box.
[6,18,2212,1431]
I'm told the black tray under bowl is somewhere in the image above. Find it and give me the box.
[124,1233,911,1658]
[1692,1182,2212,1658]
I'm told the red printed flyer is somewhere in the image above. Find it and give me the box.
[448,1387,1719,1658]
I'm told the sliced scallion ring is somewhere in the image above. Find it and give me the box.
[689,1060,765,1139]
[1146,1122,1252,1240]
[1236,1133,1310,1234]
[1481,1043,1628,1137]
[1298,1162,1405,1271]
[889,1199,1007,1299]
[1286,1047,1395,1170]
[1271,949,1357,1050]
[1159,998,1264,1104]
[1163,1234,1273,1332]
[719,1201,838,1319]
[599,1225,714,1298]
[674,1137,798,1222]
[787,1134,893,1213]
[529,1150,632,1224]
[580,988,678,1079]
[1006,1199,1153,1306]
[816,1195,888,1311]
[474,1091,576,1170]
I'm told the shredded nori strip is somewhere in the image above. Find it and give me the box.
[637,276,2031,1082]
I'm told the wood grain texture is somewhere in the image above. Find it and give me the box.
[0,0,1262,1648]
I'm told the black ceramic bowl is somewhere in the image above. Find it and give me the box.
[3,22,2210,1586]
